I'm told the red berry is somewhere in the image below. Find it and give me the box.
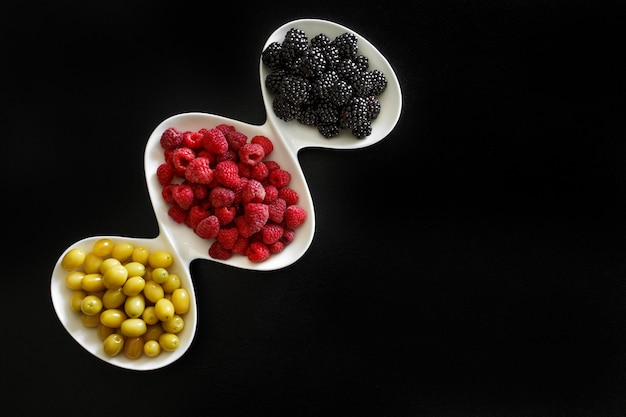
[187,205,211,229]
[172,184,195,210]
[209,186,236,208]
[172,147,196,177]
[202,127,228,154]
[215,123,236,135]
[264,160,281,171]
[261,223,284,245]
[195,215,220,239]
[284,205,306,228]
[242,179,266,204]
[281,228,296,244]
[185,156,214,184]
[183,130,204,149]
[208,241,233,260]
[168,205,187,223]
[232,236,249,255]
[251,161,269,182]
[269,241,286,254]
[251,135,274,156]
[246,241,270,263]
[160,127,183,150]
[267,198,286,223]
[263,185,279,202]
[156,162,175,185]
[216,227,239,249]
[244,203,269,231]
[215,160,240,188]
[268,169,291,188]
[238,143,265,166]
[225,130,248,151]
[277,186,299,205]
[214,206,236,225]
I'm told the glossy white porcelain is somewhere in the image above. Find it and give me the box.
[50,18,402,371]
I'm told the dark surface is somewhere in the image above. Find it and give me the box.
[3,1,626,415]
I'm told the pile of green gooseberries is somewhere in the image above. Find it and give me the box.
[61,238,190,359]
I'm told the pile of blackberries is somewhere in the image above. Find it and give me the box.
[262,28,387,139]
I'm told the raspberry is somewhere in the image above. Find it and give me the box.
[225,130,248,151]
[242,179,266,204]
[237,161,252,179]
[268,198,287,223]
[190,182,208,200]
[244,203,269,233]
[214,206,236,225]
[172,184,195,210]
[160,127,183,150]
[265,160,281,171]
[156,125,307,263]
[216,149,237,164]
[187,205,211,229]
[195,215,220,239]
[208,241,233,260]
[235,215,258,238]
[277,186,299,205]
[284,204,306,228]
[269,241,286,254]
[168,205,187,223]
[251,161,269,182]
[261,223,284,245]
[238,143,265,166]
[172,147,196,177]
[232,236,249,255]
[202,127,228,154]
[250,135,274,157]
[281,228,296,244]
[183,130,204,149]
[246,242,270,263]
[161,184,176,204]
[156,162,175,186]
[216,227,239,249]
[215,123,236,135]
[263,185,279,202]
[215,160,240,188]
[268,169,291,188]
[185,156,214,184]
[208,186,235,208]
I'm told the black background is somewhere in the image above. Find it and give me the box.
[3,1,626,415]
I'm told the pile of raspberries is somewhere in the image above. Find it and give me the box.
[156,124,307,263]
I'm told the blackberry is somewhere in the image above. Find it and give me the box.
[354,55,369,72]
[312,70,339,101]
[352,71,373,97]
[273,95,301,122]
[278,75,312,106]
[339,96,370,130]
[300,46,326,78]
[315,101,339,125]
[318,123,340,138]
[280,28,308,72]
[336,58,361,84]
[297,105,319,126]
[264,69,286,94]
[369,69,388,96]
[321,43,341,71]
[261,41,282,71]
[334,32,358,60]
[364,95,381,120]
[261,27,389,140]
[329,79,353,107]
[352,120,372,139]
[310,33,332,48]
